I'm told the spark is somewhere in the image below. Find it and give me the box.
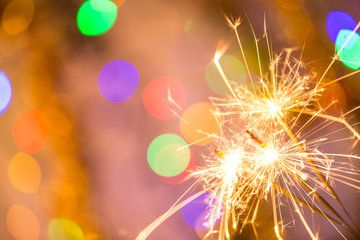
[261,147,278,165]
[137,15,360,240]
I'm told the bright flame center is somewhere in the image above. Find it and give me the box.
[261,148,278,165]
[266,99,281,117]
[222,150,242,182]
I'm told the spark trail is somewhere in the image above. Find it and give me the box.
[137,16,360,240]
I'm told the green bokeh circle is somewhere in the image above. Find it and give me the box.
[77,0,118,36]
[48,218,84,240]
[205,54,246,96]
[147,134,190,177]
[336,29,360,70]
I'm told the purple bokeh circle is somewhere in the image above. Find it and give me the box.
[98,60,139,103]
[181,192,224,230]
[326,11,358,44]
[0,71,12,116]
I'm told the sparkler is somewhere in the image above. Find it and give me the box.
[137,16,360,240]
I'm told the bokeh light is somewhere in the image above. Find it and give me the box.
[170,34,212,74]
[147,134,190,177]
[8,152,41,193]
[2,0,34,35]
[48,218,84,240]
[336,29,360,70]
[6,204,40,240]
[0,71,12,116]
[180,102,220,145]
[326,11,358,43]
[98,60,139,103]
[143,77,187,120]
[181,192,224,230]
[205,54,246,96]
[157,151,196,185]
[77,0,118,36]
[12,108,48,153]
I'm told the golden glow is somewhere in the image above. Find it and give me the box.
[266,99,282,117]
[222,149,242,183]
[261,148,278,165]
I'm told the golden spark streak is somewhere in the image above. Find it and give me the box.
[137,15,360,240]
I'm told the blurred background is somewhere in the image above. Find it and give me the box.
[0,0,360,239]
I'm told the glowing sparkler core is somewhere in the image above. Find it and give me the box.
[217,148,244,189]
[261,147,278,166]
[266,99,282,118]
[221,149,242,176]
